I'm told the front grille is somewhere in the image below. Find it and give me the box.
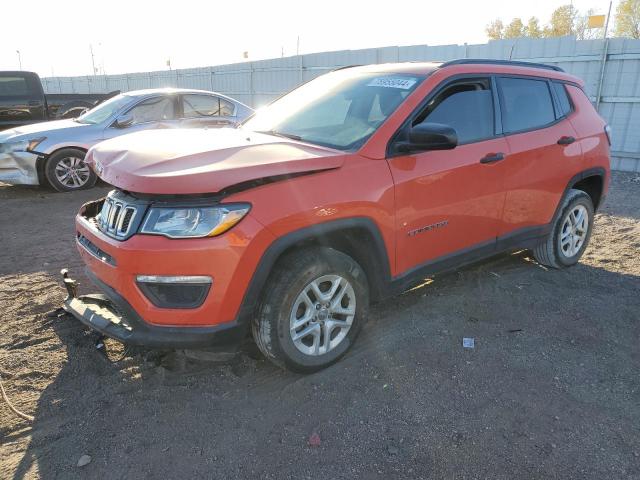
[98,196,139,240]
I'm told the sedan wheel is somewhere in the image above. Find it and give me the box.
[44,148,97,192]
[54,156,91,189]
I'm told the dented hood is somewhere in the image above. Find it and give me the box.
[87,128,344,194]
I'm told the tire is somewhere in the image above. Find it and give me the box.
[533,189,594,269]
[252,247,369,373]
[44,148,97,192]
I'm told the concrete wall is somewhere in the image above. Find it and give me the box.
[42,37,640,172]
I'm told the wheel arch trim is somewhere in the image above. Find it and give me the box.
[561,166,606,215]
[235,217,392,326]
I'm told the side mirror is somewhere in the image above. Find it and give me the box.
[113,114,134,129]
[399,122,458,153]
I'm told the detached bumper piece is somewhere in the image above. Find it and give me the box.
[60,269,247,349]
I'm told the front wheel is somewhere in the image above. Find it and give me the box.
[533,189,594,268]
[252,247,369,373]
[44,148,97,192]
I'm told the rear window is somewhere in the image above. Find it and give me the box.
[183,95,221,117]
[552,82,572,117]
[0,76,29,97]
[498,77,556,133]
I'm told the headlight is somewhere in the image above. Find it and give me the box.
[140,204,250,238]
[0,137,46,153]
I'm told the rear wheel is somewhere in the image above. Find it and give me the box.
[44,148,96,192]
[252,247,369,373]
[533,189,594,268]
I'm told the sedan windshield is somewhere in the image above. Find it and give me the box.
[243,70,424,150]
[76,94,133,125]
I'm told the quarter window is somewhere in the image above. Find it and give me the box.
[220,98,235,116]
[552,82,572,117]
[499,77,556,133]
[416,80,495,144]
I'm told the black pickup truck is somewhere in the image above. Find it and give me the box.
[0,71,119,131]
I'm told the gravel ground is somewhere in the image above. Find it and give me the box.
[1,173,639,479]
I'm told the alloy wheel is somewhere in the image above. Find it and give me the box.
[289,275,356,356]
[54,156,91,189]
[559,204,589,258]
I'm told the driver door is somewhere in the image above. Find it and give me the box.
[388,76,509,274]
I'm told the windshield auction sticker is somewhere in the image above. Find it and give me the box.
[367,77,417,89]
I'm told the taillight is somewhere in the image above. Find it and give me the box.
[604,125,612,146]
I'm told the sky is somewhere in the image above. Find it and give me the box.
[1,0,614,78]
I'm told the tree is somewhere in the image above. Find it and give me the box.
[504,18,526,38]
[526,17,543,38]
[486,19,505,40]
[546,4,579,37]
[615,0,640,39]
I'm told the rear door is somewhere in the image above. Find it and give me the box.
[388,76,509,274]
[496,76,583,235]
[179,94,237,128]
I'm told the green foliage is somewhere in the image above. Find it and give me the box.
[486,4,609,41]
[504,18,526,39]
[615,0,640,39]
[486,19,504,40]
[547,4,578,37]
[526,17,543,38]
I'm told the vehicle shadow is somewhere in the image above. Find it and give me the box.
[7,249,640,479]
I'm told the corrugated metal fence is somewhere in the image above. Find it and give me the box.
[42,37,640,172]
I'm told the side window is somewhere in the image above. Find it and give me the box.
[551,82,572,117]
[499,77,556,133]
[183,95,221,118]
[128,96,175,125]
[416,80,495,144]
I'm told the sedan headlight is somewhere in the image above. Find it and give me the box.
[140,204,251,238]
[0,137,46,153]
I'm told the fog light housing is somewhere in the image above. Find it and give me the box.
[136,275,212,309]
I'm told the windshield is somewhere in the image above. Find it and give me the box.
[243,70,424,150]
[76,94,133,124]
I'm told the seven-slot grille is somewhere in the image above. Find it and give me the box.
[99,197,138,239]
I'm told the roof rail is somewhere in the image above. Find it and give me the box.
[439,59,563,72]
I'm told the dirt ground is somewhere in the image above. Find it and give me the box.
[1,173,639,480]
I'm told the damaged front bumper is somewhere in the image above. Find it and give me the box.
[61,269,247,349]
[0,151,40,185]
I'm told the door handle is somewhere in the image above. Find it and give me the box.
[480,152,505,164]
[28,100,42,106]
[557,136,576,145]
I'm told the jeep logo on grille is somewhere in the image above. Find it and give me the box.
[99,198,137,239]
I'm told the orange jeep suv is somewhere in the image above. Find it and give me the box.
[64,60,611,372]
